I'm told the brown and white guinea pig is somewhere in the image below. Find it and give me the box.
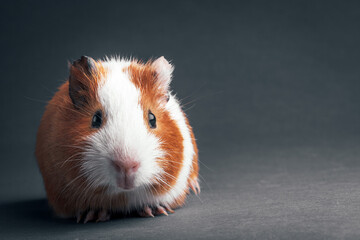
[35,56,200,223]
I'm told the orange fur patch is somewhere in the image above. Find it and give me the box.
[186,119,199,182]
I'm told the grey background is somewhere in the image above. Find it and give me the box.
[1,0,360,239]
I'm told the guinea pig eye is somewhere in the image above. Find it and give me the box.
[91,110,103,128]
[148,111,156,129]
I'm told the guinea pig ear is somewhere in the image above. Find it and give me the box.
[152,56,174,93]
[69,56,97,109]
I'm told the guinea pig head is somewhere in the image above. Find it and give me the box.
[69,56,182,193]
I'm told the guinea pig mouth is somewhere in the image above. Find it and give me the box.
[116,174,136,190]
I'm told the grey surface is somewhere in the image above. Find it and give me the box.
[1,0,360,239]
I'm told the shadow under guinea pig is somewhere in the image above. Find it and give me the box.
[0,199,54,223]
[0,198,147,239]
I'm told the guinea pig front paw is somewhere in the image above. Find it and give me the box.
[76,209,111,223]
[189,178,201,195]
[137,204,174,218]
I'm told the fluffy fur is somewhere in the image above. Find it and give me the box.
[35,56,199,220]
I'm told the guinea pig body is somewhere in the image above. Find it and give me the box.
[35,56,199,222]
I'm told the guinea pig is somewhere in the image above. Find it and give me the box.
[35,56,200,223]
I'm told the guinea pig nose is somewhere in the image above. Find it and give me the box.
[114,159,140,174]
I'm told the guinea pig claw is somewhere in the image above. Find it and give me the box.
[76,211,83,223]
[155,206,168,216]
[96,210,110,223]
[163,204,175,214]
[84,210,95,224]
[145,206,154,217]
[189,179,201,195]
[195,180,201,194]
[138,206,154,218]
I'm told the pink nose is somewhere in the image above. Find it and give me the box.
[113,159,140,174]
